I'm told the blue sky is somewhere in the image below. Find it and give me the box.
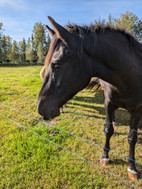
[0,0,142,41]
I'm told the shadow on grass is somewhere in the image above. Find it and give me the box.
[110,159,142,178]
[72,91,104,104]
[137,136,142,144]
[110,158,127,165]
[66,104,105,120]
[67,92,130,127]
[113,132,128,136]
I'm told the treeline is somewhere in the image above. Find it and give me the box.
[0,11,142,66]
[0,22,51,66]
[94,11,142,40]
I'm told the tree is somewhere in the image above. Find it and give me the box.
[31,22,48,62]
[94,17,106,25]
[93,14,115,26]
[25,38,34,64]
[0,22,52,65]
[114,11,142,40]
[9,40,19,63]
[19,38,26,64]
[37,42,44,64]
[0,23,3,64]
[1,35,12,63]
[42,33,51,56]
[32,22,46,49]
[0,23,3,30]
[108,14,115,26]
[114,11,137,31]
[0,24,13,64]
[133,19,142,40]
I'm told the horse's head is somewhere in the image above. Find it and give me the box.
[37,17,92,120]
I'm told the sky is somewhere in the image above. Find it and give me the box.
[0,0,142,42]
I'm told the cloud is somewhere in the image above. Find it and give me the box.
[0,0,28,10]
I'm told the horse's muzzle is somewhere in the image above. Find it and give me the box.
[37,100,60,120]
[43,108,60,120]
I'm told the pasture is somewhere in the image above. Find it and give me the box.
[0,66,142,188]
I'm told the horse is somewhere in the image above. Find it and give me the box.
[37,16,142,180]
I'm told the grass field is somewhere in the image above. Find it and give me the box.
[0,66,142,189]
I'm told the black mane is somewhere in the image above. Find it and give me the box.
[66,23,142,57]
[66,23,135,40]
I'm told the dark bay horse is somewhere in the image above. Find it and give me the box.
[37,16,142,180]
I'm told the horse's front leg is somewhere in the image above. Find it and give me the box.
[100,101,114,166]
[103,110,115,134]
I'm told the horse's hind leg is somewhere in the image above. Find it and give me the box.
[127,111,141,180]
[127,129,138,180]
[100,101,114,166]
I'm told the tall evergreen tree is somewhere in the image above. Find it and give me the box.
[0,23,3,64]
[2,35,11,63]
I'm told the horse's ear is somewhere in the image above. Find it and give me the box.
[48,16,76,46]
[46,25,55,37]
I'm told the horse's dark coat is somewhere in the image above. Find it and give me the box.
[37,17,142,177]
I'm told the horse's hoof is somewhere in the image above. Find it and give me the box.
[127,167,138,180]
[100,158,109,166]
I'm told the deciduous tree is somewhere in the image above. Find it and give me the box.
[114,11,142,40]
[37,42,44,64]
[25,38,34,64]
[9,40,19,63]
[19,38,26,64]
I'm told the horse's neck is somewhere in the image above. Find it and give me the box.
[94,32,130,69]
[87,32,130,91]
[91,57,124,90]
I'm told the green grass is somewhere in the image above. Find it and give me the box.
[0,66,142,189]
